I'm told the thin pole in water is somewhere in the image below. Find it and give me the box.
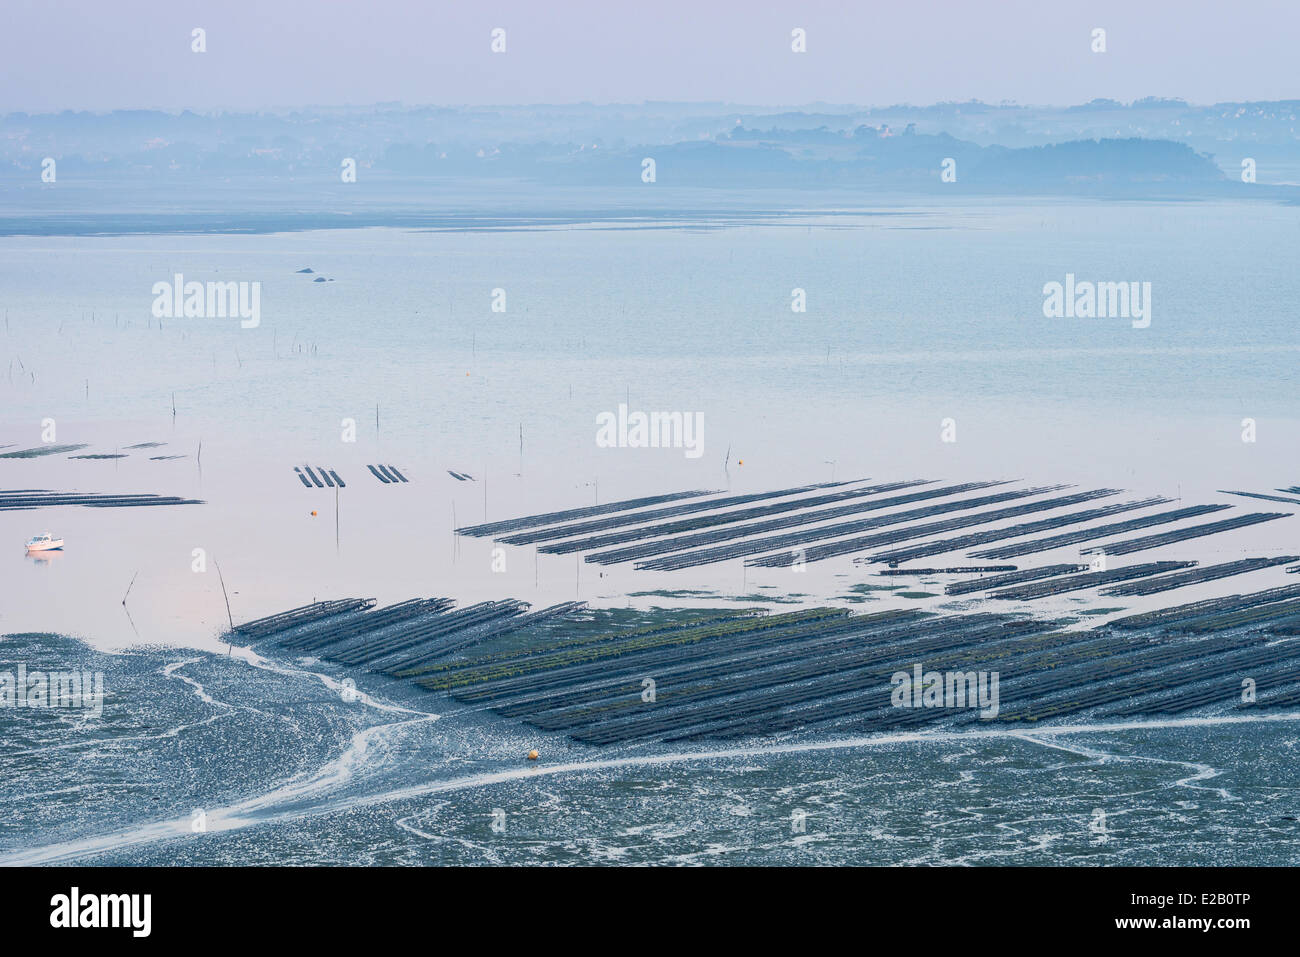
[121,571,138,606]
[214,559,235,654]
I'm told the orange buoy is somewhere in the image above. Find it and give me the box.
[310,510,318,517]
[527,749,539,761]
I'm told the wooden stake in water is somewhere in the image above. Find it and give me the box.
[214,559,235,654]
[121,571,139,606]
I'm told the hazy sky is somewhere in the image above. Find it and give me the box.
[3,0,1296,112]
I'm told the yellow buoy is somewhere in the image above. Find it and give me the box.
[527,749,539,761]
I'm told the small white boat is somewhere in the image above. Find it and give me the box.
[25,533,64,552]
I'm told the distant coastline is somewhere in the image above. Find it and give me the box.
[4,99,1300,230]
[0,178,1292,239]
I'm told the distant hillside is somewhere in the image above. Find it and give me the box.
[0,100,1281,209]
[534,129,1222,189]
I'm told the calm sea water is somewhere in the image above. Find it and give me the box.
[1,195,1297,648]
